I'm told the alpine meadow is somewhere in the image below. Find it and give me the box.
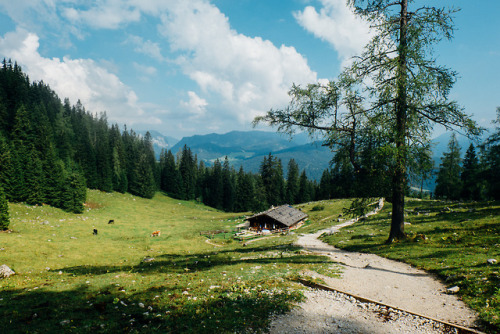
[1,0,499,333]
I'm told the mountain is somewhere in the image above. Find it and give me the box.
[169,131,332,180]
[137,130,179,158]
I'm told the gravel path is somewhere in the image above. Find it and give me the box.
[269,200,479,333]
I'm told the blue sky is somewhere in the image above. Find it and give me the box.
[0,0,498,140]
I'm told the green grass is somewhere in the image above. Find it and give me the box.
[0,191,344,333]
[321,198,500,333]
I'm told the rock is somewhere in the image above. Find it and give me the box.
[142,257,155,263]
[447,286,460,294]
[0,265,15,278]
[487,259,497,265]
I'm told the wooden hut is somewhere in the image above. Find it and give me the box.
[247,205,308,231]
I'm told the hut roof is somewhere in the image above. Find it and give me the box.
[248,205,308,227]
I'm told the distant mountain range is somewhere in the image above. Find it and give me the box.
[137,130,180,155]
[145,129,491,187]
[169,131,331,180]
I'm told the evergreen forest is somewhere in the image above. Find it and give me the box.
[1,59,500,232]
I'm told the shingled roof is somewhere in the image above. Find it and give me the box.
[248,205,308,227]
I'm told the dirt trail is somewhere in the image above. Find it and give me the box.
[269,199,479,332]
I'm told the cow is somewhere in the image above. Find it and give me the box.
[151,230,161,237]
[93,229,98,235]
[108,220,114,224]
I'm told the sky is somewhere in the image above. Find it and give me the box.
[0,0,498,140]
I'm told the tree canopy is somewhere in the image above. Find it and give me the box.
[255,0,481,242]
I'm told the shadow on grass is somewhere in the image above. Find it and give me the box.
[56,244,326,277]
[0,282,303,334]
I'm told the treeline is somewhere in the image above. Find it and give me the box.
[435,127,500,201]
[0,60,157,220]
[158,149,318,213]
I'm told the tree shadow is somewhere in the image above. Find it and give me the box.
[55,244,327,277]
[0,282,305,333]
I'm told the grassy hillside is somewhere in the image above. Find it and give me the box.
[321,198,500,332]
[0,191,347,333]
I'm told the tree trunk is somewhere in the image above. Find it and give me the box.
[388,0,408,243]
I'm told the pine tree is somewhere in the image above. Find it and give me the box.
[260,153,285,206]
[297,170,311,204]
[130,153,156,199]
[435,134,462,200]
[209,159,224,209]
[461,144,482,200]
[235,167,256,212]
[179,145,196,200]
[286,159,300,204]
[0,134,14,200]
[318,169,332,200]
[0,186,9,230]
[222,157,235,211]
[60,171,87,214]
[483,107,500,200]
[24,149,45,206]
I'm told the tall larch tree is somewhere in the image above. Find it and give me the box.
[255,0,481,242]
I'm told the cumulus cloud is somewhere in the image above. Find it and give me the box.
[62,1,140,30]
[0,28,160,126]
[126,35,165,62]
[294,0,372,67]
[181,91,208,118]
[0,0,326,135]
[157,0,319,123]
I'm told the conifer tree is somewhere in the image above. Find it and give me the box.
[461,144,482,200]
[318,169,332,200]
[209,159,224,209]
[0,186,9,230]
[0,135,14,200]
[222,157,235,211]
[179,145,196,200]
[60,171,87,214]
[286,159,300,204]
[435,134,462,200]
[235,167,256,212]
[297,170,311,204]
[483,107,500,200]
[130,153,156,199]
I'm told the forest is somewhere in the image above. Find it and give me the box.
[1,59,499,232]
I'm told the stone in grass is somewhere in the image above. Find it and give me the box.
[0,265,15,278]
[487,259,497,265]
[447,286,460,294]
[142,257,155,263]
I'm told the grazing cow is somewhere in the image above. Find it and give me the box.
[108,219,114,224]
[151,230,161,237]
[93,229,98,235]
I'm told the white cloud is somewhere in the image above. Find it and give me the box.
[294,0,372,66]
[133,62,157,76]
[0,0,324,135]
[181,91,208,118]
[126,35,165,62]
[0,28,160,126]
[157,0,319,123]
[61,1,140,30]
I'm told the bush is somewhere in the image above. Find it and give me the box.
[310,205,325,212]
